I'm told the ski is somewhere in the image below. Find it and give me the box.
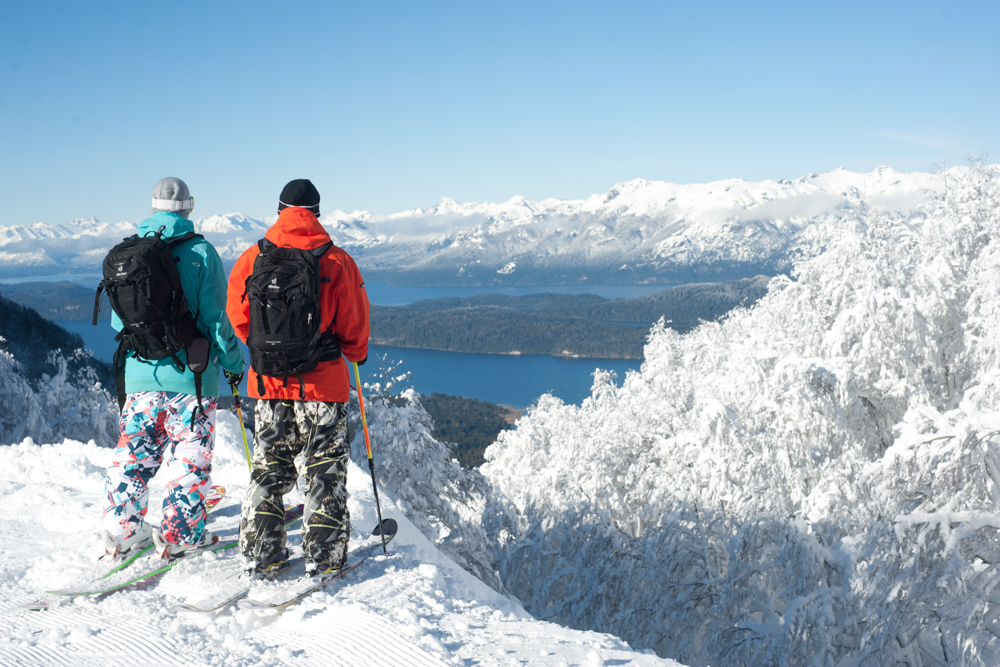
[238,518,397,611]
[18,502,302,611]
[181,518,397,613]
[172,555,306,613]
[98,484,230,579]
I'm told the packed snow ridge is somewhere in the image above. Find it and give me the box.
[0,166,957,284]
[0,412,677,666]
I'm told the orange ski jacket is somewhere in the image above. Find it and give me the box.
[226,207,370,403]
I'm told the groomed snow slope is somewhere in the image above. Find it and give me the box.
[0,412,678,667]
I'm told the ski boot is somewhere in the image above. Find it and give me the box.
[102,522,153,560]
[152,528,219,559]
[243,548,291,580]
[305,556,346,578]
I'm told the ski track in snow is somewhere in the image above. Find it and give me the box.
[0,412,680,666]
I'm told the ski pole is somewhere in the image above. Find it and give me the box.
[353,361,388,556]
[229,377,253,473]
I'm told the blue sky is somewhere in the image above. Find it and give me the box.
[1,1,997,225]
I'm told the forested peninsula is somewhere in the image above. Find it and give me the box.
[370,275,771,359]
[1,275,773,360]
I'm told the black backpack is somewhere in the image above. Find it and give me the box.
[243,239,341,398]
[92,229,210,420]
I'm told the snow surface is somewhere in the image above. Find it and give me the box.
[0,411,678,667]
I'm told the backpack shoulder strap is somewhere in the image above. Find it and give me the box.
[311,241,333,258]
[314,242,334,283]
[258,238,276,253]
[167,232,204,249]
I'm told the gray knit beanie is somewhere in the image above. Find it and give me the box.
[151,177,194,218]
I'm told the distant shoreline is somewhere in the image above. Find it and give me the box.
[369,339,645,361]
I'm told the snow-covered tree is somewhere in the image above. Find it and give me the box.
[35,350,118,445]
[0,338,47,444]
[0,338,117,447]
[348,356,502,591]
[480,164,1000,665]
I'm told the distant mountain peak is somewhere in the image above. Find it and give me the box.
[3,166,991,286]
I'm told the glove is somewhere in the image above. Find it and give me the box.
[224,370,244,387]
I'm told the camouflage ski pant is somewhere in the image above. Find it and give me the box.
[240,399,351,571]
[103,391,217,546]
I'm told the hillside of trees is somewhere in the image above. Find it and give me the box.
[371,276,771,358]
[0,281,110,321]
[0,293,113,387]
[2,276,771,359]
[0,293,117,445]
[420,393,518,468]
[372,305,649,358]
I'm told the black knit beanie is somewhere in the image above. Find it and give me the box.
[278,179,320,216]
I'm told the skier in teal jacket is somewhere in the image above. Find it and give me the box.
[109,212,244,397]
[102,177,246,560]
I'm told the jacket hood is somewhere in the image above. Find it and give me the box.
[137,211,195,239]
[264,207,332,250]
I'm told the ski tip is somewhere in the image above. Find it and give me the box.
[237,598,270,611]
[374,518,398,538]
[205,485,227,512]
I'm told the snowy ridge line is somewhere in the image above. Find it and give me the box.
[3,165,984,285]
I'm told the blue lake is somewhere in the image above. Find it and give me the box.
[58,279,651,408]
[8,274,672,304]
[64,320,640,409]
[363,281,672,305]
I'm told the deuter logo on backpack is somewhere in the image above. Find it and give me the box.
[244,239,341,399]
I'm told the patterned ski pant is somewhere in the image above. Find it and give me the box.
[103,391,217,546]
[240,399,351,571]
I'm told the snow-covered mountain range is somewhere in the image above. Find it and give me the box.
[0,167,947,284]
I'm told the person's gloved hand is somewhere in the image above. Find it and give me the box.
[224,370,244,387]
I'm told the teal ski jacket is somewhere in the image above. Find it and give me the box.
[110,211,245,398]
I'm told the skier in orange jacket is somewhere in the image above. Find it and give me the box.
[226,178,370,577]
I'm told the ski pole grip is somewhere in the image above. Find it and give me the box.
[231,380,241,409]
